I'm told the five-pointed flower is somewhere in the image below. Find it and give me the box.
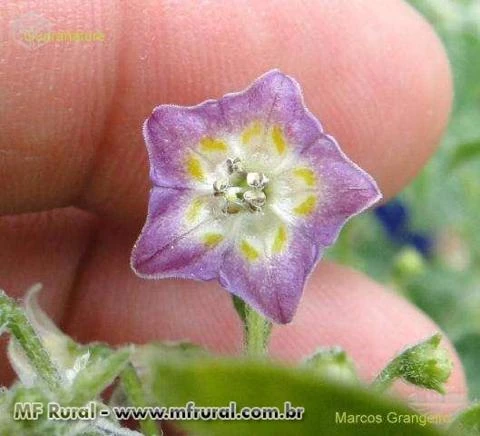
[131,70,381,323]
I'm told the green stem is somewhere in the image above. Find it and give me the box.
[0,291,61,390]
[244,304,272,358]
[371,358,400,392]
[121,363,160,436]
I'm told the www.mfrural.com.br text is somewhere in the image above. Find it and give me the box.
[13,401,305,422]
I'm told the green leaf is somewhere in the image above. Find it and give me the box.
[121,363,161,436]
[132,341,208,397]
[0,289,61,390]
[67,347,131,406]
[149,356,449,435]
[448,141,480,171]
[450,402,480,435]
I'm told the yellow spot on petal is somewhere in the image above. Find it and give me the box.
[293,167,316,187]
[186,198,203,223]
[203,233,224,248]
[240,240,260,262]
[186,157,204,181]
[271,125,287,155]
[200,137,228,152]
[242,121,262,145]
[294,196,316,216]
[272,225,287,253]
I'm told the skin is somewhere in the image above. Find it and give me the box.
[0,0,467,416]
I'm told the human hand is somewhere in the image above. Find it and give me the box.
[0,0,466,415]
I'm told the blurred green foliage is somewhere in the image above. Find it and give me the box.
[149,354,446,436]
[328,0,480,399]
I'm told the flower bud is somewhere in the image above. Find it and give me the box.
[304,346,358,384]
[397,334,453,394]
[393,247,425,278]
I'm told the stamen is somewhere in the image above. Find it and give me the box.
[243,190,266,211]
[213,179,229,195]
[214,158,269,214]
[246,172,269,189]
[226,157,244,174]
[225,186,244,204]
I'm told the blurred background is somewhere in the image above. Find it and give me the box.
[327,0,480,400]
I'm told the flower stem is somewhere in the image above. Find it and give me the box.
[0,291,61,390]
[371,358,400,392]
[244,304,272,358]
[231,295,272,357]
[121,363,160,436]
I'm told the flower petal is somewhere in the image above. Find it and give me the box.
[219,70,324,171]
[219,228,318,323]
[144,70,324,189]
[135,70,382,324]
[131,187,231,280]
[221,70,307,132]
[144,101,227,188]
[279,134,382,246]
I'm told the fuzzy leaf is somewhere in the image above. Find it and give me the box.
[149,356,449,435]
[450,402,480,435]
[67,347,131,406]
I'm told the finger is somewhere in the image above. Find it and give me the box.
[61,228,467,415]
[0,208,96,382]
[1,0,452,227]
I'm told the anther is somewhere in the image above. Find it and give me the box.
[226,157,244,174]
[214,157,269,214]
[213,179,229,196]
[243,190,266,211]
[246,172,269,189]
[225,186,244,204]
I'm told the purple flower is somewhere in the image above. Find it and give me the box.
[131,70,381,323]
